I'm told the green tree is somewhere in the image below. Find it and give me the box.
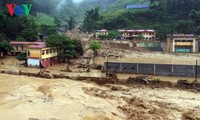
[137,35,145,40]
[39,25,58,38]
[0,41,12,64]
[16,52,27,63]
[20,28,38,42]
[45,34,84,63]
[16,36,25,41]
[54,17,62,28]
[82,7,101,32]
[68,17,75,30]
[89,40,101,61]
[107,30,119,40]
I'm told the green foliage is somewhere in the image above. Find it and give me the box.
[68,17,75,30]
[34,13,55,26]
[20,28,38,42]
[82,7,101,32]
[16,36,25,41]
[0,41,12,56]
[153,78,161,83]
[45,34,84,62]
[16,52,26,61]
[89,40,101,57]
[175,20,195,34]
[39,25,58,37]
[137,35,145,40]
[107,30,119,39]
[95,0,200,41]
[54,17,62,28]
[0,11,38,40]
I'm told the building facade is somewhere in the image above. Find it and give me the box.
[118,29,156,40]
[27,42,58,67]
[167,34,199,53]
[95,29,108,38]
[10,42,34,55]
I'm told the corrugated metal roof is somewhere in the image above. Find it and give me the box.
[118,29,155,33]
[125,4,149,9]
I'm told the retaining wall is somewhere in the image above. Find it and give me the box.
[105,62,200,77]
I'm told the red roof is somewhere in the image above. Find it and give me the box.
[28,42,46,49]
[10,41,30,45]
[10,41,46,49]
[118,29,155,33]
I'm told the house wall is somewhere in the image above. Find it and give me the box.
[28,48,41,58]
[41,48,58,59]
[120,32,156,40]
[27,58,40,67]
[12,45,26,53]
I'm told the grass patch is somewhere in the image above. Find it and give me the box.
[34,13,55,26]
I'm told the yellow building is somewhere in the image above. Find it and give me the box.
[26,42,58,67]
[118,29,156,40]
[167,34,199,53]
[95,29,108,38]
[10,41,33,55]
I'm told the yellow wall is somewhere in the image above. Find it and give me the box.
[175,42,193,46]
[41,48,58,59]
[28,47,58,59]
[98,32,108,35]
[28,49,41,58]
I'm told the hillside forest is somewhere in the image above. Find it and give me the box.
[0,0,200,41]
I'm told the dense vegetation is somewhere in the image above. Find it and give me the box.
[45,34,84,63]
[82,0,200,41]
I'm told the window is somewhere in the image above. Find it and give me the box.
[50,49,52,53]
[28,50,30,56]
[182,40,186,42]
[42,50,45,55]
[16,46,18,50]
[124,67,127,69]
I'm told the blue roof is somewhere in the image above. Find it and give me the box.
[125,4,149,9]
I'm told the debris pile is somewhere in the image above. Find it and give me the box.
[37,69,54,79]
[101,49,124,59]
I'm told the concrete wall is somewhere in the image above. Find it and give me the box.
[105,62,200,77]
[136,42,158,48]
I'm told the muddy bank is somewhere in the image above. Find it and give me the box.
[1,69,200,93]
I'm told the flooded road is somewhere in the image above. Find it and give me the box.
[0,74,200,120]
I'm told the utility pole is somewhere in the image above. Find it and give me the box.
[106,55,108,77]
[195,58,198,82]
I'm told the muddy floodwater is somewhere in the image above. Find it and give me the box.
[0,74,200,120]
